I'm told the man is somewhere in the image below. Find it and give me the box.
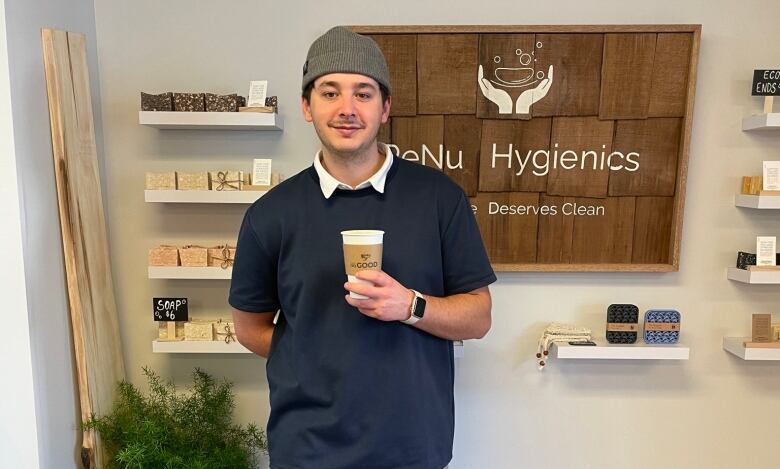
[229,26,496,469]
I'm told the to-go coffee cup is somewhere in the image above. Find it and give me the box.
[341,230,384,299]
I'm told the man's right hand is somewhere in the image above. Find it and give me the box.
[232,308,276,357]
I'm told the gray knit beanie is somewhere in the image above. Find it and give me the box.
[302,26,392,95]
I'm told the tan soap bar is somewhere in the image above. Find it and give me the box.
[148,245,180,266]
[177,172,209,190]
[145,172,176,190]
[210,171,243,191]
[179,245,209,267]
[184,321,214,341]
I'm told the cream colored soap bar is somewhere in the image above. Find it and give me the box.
[184,321,214,341]
[210,171,243,191]
[145,172,176,190]
[177,172,209,190]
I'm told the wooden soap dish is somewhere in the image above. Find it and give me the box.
[743,341,780,349]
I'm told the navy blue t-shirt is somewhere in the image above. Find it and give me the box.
[229,155,496,469]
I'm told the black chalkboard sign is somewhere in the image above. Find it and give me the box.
[153,297,189,322]
[752,70,780,96]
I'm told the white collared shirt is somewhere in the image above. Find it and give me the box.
[313,143,394,199]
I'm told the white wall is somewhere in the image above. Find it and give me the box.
[2,0,104,467]
[92,1,780,468]
[0,0,40,466]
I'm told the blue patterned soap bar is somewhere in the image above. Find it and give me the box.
[643,310,681,344]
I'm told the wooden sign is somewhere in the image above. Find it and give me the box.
[357,25,701,272]
[153,297,189,322]
[752,70,780,96]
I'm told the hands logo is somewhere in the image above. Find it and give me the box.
[478,41,554,115]
[360,254,371,261]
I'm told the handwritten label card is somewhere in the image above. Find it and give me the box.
[153,297,189,322]
[253,158,272,186]
[248,80,268,107]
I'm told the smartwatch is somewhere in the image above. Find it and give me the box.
[401,289,426,325]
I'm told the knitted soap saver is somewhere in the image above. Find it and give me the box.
[536,322,592,371]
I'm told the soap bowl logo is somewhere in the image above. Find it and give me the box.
[478,41,554,115]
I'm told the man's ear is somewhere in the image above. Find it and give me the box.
[301,96,313,123]
[381,95,392,124]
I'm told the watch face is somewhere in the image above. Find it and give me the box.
[413,296,426,318]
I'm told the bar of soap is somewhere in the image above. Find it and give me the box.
[205,93,239,112]
[173,92,205,111]
[141,92,173,111]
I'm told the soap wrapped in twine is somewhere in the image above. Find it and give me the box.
[215,319,236,344]
[212,244,234,269]
[214,171,241,191]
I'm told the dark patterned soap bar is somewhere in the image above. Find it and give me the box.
[736,251,756,270]
[140,92,173,111]
[237,95,246,108]
[173,93,205,111]
[205,93,239,112]
[265,95,278,112]
[606,304,639,344]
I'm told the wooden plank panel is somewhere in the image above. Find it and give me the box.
[532,34,604,117]
[536,194,575,263]
[648,33,693,117]
[632,197,674,263]
[476,34,535,120]
[351,25,702,35]
[478,118,551,192]
[378,120,392,145]
[546,117,614,197]
[471,192,539,263]
[391,115,444,171]
[417,34,478,114]
[443,115,481,196]
[368,34,417,116]
[608,118,681,196]
[571,196,636,263]
[668,28,700,270]
[599,33,657,119]
[42,29,126,469]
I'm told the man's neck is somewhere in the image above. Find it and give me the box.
[320,142,385,188]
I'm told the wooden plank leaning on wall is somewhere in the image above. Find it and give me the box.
[42,28,125,469]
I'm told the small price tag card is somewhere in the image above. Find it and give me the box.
[247,80,268,107]
[153,297,189,322]
[253,158,272,186]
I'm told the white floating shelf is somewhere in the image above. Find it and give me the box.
[153,339,465,356]
[148,266,232,280]
[145,189,266,204]
[139,111,283,130]
[551,340,689,360]
[723,337,780,361]
[742,113,780,131]
[734,194,780,209]
[727,267,780,284]
[153,340,250,354]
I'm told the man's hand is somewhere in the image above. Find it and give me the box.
[344,270,414,321]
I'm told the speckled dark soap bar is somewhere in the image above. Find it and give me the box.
[237,96,246,108]
[606,304,639,344]
[140,92,173,111]
[265,95,278,112]
[173,93,205,111]
[205,93,239,112]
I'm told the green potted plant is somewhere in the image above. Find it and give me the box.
[84,367,267,469]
